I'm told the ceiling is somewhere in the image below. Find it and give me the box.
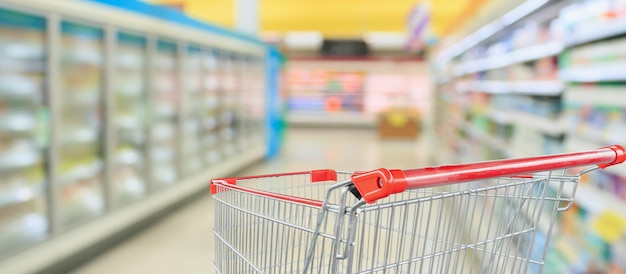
[148,0,491,38]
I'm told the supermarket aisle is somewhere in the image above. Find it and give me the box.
[73,128,431,274]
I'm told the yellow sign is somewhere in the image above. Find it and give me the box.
[590,210,626,243]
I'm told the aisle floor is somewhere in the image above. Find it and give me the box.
[73,128,431,274]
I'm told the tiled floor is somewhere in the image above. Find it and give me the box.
[73,128,431,274]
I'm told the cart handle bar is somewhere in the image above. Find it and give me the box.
[352,145,626,204]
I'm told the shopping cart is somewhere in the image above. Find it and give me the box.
[211,145,625,274]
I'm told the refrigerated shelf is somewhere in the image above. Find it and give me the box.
[57,160,103,187]
[0,112,38,133]
[0,149,41,171]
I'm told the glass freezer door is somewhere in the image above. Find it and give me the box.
[57,21,105,228]
[201,49,220,166]
[112,32,147,207]
[0,8,49,257]
[219,52,237,158]
[181,46,203,176]
[151,40,179,187]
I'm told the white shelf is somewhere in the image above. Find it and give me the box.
[560,63,626,82]
[574,183,626,218]
[510,111,567,137]
[565,86,626,107]
[287,112,376,127]
[461,122,514,158]
[510,81,564,96]
[459,80,563,96]
[457,41,563,75]
[566,17,626,47]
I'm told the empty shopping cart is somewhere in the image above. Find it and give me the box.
[211,145,625,273]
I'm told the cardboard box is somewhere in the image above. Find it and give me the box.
[377,108,421,139]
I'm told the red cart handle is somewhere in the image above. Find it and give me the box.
[352,145,626,204]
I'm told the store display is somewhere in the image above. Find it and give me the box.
[112,32,147,207]
[58,21,105,228]
[434,1,626,272]
[0,0,272,270]
[0,8,48,257]
[286,69,365,113]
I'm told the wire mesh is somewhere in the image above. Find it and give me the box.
[212,169,579,274]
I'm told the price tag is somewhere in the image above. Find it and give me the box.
[590,210,626,243]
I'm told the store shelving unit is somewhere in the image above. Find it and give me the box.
[0,0,275,273]
[433,0,626,272]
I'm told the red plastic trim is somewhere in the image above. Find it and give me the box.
[351,168,407,204]
[212,181,324,208]
[311,169,337,183]
[598,145,626,169]
[211,178,236,194]
[400,146,625,191]
[353,146,625,203]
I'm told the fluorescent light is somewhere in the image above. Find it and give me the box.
[363,32,408,50]
[283,31,323,50]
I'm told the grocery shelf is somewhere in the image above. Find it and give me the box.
[287,112,377,128]
[510,81,564,96]
[460,122,514,158]
[565,17,626,47]
[459,80,563,96]
[559,63,626,82]
[509,111,567,137]
[565,86,626,107]
[457,41,563,75]
[574,183,626,218]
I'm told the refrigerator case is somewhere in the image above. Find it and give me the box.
[0,8,49,256]
[151,40,179,187]
[201,50,221,165]
[58,21,105,228]
[181,46,203,176]
[112,32,148,207]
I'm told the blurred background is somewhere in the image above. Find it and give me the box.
[0,0,625,273]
